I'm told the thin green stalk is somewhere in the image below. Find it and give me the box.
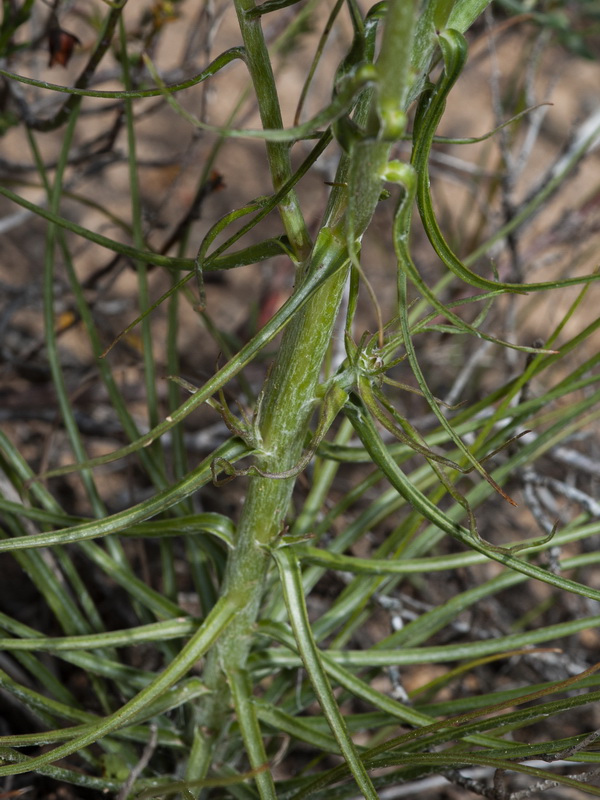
[273,546,378,800]
[120,17,166,478]
[233,0,311,260]
[41,110,104,518]
[25,128,167,491]
[290,416,354,537]
[228,669,277,800]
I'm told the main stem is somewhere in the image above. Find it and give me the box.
[190,229,350,766]
[188,0,419,780]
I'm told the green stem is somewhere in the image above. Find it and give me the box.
[372,0,416,138]
[41,102,105,518]
[186,0,425,784]
[233,0,311,260]
[120,17,166,476]
[188,230,351,778]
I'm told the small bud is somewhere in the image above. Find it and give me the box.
[354,63,378,85]
[380,109,408,141]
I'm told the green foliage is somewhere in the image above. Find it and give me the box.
[0,1,600,798]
